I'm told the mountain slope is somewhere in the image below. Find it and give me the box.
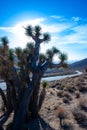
[69,58,87,69]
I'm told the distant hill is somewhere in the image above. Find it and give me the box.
[69,58,87,70]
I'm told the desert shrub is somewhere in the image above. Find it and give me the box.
[79,84,87,92]
[56,82,61,86]
[47,88,55,95]
[55,107,68,126]
[62,122,74,130]
[65,85,76,93]
[57,85,64,90]
[73,109,87,128]
[51,85,56,88]
[62,97,70,104]
[63,87,67,91]
[66,86,75,93]
[79,97,87,112]
[63,92,72,101]
[75,91,80,98]
[68,88,75,93]
[57,90,64,98]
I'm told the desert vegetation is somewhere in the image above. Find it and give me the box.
[0,25,87,130]
[39,72,87,130]
[0,25,68,130]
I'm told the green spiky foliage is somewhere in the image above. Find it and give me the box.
[46,47,60,62]
[46,49,53,59]
[0,37,9,56]
[52,46,60,54]
[34,25,42,37]
[59,52,68,63]
[43,33,51,42]
[42,80,48,88]
[59,52,68,68]
[25,25,33,37]
[26,42,34,49]
[1,36,9,46]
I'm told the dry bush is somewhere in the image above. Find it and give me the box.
[62,122,74,130]
[75,91,80,98]
[62,97,70,104]
[68,88,75,93]
[47,88,55,95]
[79,97,87,112]
[66,86,75,93]
[57,85,64,90]
[65,84,76,93]
[55,106,68,126]
[63,92,72,101]
[72,108,87,128]
[78,83,87,92]
[57,90,64,98]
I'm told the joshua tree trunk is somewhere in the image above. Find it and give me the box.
[12,82,33,130]
[29,75,41,116]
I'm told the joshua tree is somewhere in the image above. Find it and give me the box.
[0,25,68,130]
[46,47,60,62]
[59,52,68,63]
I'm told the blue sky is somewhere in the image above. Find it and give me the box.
[0,0,87,62]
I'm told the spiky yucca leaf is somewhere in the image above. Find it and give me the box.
[42,80,48,88]
[43,33,51,42]
[1,37,9,46]
[59,52,68,63]
[25,25,33,37]
[46,49,53,59]
[52,47,60,54]
[26,42,34,50]
[34,25,41,37]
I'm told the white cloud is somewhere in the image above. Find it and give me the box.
[51,15,63,19]
[0,16,87,60]
[0,18,45,48]
[0,27,12,32]
[72,16,81,22]
[51,15,67,22]
[42,23,72,33]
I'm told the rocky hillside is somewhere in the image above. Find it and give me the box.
[69,58,87,70]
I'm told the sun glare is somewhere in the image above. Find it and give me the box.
[8,18,45,48]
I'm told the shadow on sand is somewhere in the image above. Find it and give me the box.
[25,116,56,130]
